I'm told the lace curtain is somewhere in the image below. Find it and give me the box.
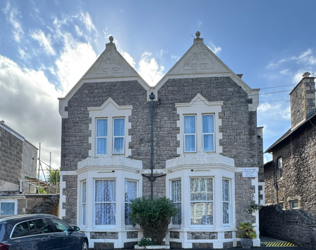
[184,116,196,152]
[222,179,230,224]
[95,180,116,225]
[172,180,181,225]
[190,178,213,225]
[125,180,137,225]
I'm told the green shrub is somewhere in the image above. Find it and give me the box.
[138,238,154,247]
[129,197,177,245]
[237,222,257,239]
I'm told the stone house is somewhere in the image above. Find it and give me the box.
[58,33,264,249]
[0,120,38,214]
[264,72,316,217]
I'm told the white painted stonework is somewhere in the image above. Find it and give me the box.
[88,97,133,157]
[175,93,223,156]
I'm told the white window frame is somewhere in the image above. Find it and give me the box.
[184,115,196,152]
[0,199,17,215]
[93,179,116,229]
[190,177,214,227]
[96,118,108,155]
[202,114,215,152]
[113,118,125,155]
[170,179,181,227]
[124,179,138,226]
[277,157,283,180]
[80,181,86,227]
[222,178,231,226]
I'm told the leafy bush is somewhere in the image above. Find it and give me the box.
[138,238,154,247]
[129,197,177,245]
[237,222,257,239]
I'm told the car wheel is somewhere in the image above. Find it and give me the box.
[81,240,88,250]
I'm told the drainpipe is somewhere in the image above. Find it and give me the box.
[19,179,23,193]
[142,93,165,198]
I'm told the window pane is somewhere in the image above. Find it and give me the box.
[172,203,181,225]
[190,178,213,201]
[1,203,15,215]
[204,135,214,151]
[114,119,125,136]
[223,179,229,201]
[97,119,107,136]
[12,222,29,238]
[113,138,124,154]
[95,180,116,202]
[184,116,195,133]
[125,180,137,202]
[223,203,229,224]
[190,202,213,225]
[125,203,132,225]
[95,203,116,225]
[51,218,70,232]
[97,138,106,154]
[31,219,54,234]
[82,182,86,203]
[172,180,181,202]
[82,204,86,226]
[185,135,195,152]
[203,115,214,133]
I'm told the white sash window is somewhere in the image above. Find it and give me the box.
[184,116,196,152]
[96,119,107,155]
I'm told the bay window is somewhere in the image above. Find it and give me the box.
[171,179,181,225]
[202,115,214,151]
[95,180,116,226]
[190,178,213,225]
[184,116,196,152]
[222,179,230,225]
[96,119,107,155]
[113,118,125,154]
[125,180,137,225]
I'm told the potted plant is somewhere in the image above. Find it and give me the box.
[129,197,177,247]
[237,222,257,249]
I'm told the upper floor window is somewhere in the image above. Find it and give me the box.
[184,116,196,152]
[277,157,283,179]
[113,118,125,154]
[97,119,107,155]
[203,115,214,151]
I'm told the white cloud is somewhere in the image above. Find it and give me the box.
[80,12,97,33]
[75,25,83,36]
[122,51,136,68]
[0,54,62,169]
[30,29,55,55]
[258,102,290,121]
[2,2,24,42]
[55,41,97,94]
[198,21,202,28]
[18,48,27,59]
[280,69,289,74]
[138,52,164,86]
[171,54,180,62]
[208,42,222,54]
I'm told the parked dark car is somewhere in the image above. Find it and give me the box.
[0,214,88,250]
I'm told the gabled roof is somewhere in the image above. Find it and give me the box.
[58,39,151,118]
[265,111,316,153]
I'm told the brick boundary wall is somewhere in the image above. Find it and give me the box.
[260,205,316,249]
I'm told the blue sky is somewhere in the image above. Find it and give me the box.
[0,0,315,171]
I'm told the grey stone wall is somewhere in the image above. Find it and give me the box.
[61,77,262,225]
[260,205,316,249]
[268,115,316,217]
[263,161,275,205]
[290,77,315,128]
[22,141,37,178]
[0,127,23,186]
[62,175,77,225]
[27,195,59,216]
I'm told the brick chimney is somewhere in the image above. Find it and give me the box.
[290,72,316,129]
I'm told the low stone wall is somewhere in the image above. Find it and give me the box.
[27,195,59,216]
[260,205,316,249]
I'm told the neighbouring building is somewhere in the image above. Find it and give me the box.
[58,32,264,249]
[0,120,38,214]
[265,72,316,217]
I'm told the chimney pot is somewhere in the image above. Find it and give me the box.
[302,72,310,78]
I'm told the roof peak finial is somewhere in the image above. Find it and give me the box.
[109,36,114,43]
[195,31,201,38]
